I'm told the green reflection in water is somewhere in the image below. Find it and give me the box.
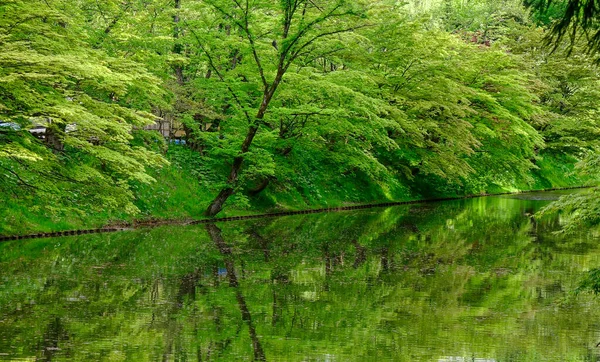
[1,191,600,361]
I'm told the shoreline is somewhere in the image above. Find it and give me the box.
[0,185,591,242]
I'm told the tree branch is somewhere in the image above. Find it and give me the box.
[279,2,345,59]
[185,22,253,124]
[209,0,269,89]
[0,164,38,190]
[285,24,370,71]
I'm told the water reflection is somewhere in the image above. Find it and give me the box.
[1,191,600,361]
[206,223,266,361]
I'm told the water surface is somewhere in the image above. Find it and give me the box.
[1,190,600,361]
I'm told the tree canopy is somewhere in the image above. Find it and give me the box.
[0,0,168,215]
[1,0,599,230]
[526,0,600,56]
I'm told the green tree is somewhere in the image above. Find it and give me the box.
[525,0,600,56]
[176,0,366,216]
[0,0,167,215]
[522,0,600,230]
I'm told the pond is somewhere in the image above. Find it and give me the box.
[1,190,600,361]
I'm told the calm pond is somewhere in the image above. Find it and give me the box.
[2,190,600,361]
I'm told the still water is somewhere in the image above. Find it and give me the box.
[1,191,600,361]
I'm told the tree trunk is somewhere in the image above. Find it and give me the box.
[205,44,285,216]
[248,177,271,196]
[205,187,235,217]
[173,0,184,85]
[45,123,64,154]
[206,67,281,216]
[205,123,260,216]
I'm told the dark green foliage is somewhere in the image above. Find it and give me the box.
[525,0,600,56]
[577,267,600,294]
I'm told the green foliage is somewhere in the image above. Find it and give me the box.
[577,267,600,294]
[525,0,600,58]
[0,0,168,220]
[1,0,599,231]
[1,192,599,360]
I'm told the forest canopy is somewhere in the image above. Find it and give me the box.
[0,0,599,232]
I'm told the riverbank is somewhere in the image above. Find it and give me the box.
[0,186,591,242]
[0,146,590,238]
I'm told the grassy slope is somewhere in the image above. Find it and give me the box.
[0,146,589,236]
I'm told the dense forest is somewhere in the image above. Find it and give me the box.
[1,0,599,235]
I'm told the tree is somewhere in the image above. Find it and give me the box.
[525,0,600,57]
[523,0,600,230]
[181,0,365,216]
[0,0,167,215]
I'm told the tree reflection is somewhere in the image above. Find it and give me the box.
[206,223,266,361]
[1,194,600,361]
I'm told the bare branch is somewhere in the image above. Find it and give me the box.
[307,0,323,12]
[0,164,38,190]
[5,15,45,33]
[299,46,345,66]
[279,2,345,58]
[246,32,269,89]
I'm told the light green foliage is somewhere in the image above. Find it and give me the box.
[399,0,600,205]
[540,159,600,232]
[496,4,600,231]
[1,0,599,231]
[2,194,600,360]
[0,0,167,223]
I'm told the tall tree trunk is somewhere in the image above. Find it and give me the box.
[205,72,283,216]
[205,125,259,216]
[173,0,184,85]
